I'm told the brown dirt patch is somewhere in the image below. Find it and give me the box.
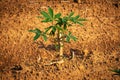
[0,0,120,80]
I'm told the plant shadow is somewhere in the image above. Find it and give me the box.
[70,48,84,59]
[34,41,56,51]
[69,48,93,60]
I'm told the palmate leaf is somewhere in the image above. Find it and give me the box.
[74,15,80,19]
[70,17,75,23]
[78,18,87,21]
[65,31,77,42]
[110,69,120,75]
[57,18,63,26]
[63,23,67,30]
[70,35,77,41]
[42,34,47,41]
[41,11,50,19]
[50,26,56,35]
[48,7,54,18]
[52,26,56,33]
[66,35,70,42]
[41,18,51,22]
[77,22,84,26]
[56,25,63,31]
[29,28,42,41]
[69,17,86,26]
[68,12,74,18]
[63,17,68,22]
[69,15,79,23]
[44,26,53,34]
[68,14,86,26]
[55,13,61,19]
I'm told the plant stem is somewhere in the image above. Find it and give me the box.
[59,31,64,57]
[57,29,64,57]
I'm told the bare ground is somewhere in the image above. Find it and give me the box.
[0,0,120,80]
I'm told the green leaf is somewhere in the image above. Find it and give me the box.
[70,17,75,23]
[74,15,80,20]
[69,12,74,17]
[65,32,77,42]
[70,35,77,41]
[66,35,70,42]
[63,17,69,24]
[70,16,79,23]
[54,44,60,50]
[65,32,71,42]
[48,7,54,18]
[50,26,56,35]
[57,18,63,26]
[78,18,87,21]
[56,25,63,31]
[111,69,120,74]
[41,18,51,22]
[63,16,68,20]
[52,26,56,33]
[44,26,53,34]
[68,31,71,36]
[41,11,50,19]
[55,13,61,19]
[77,22,84,26]
[63,23,67,29]
[42,34,47,41]
[29,28,42,41]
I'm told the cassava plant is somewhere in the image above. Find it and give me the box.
[29,7,86,61]
[109,69,120,76]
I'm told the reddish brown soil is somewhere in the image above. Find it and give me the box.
[0,0,120,80]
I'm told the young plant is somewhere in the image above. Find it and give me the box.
[110,69,120,76]
[29,7,86,61]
